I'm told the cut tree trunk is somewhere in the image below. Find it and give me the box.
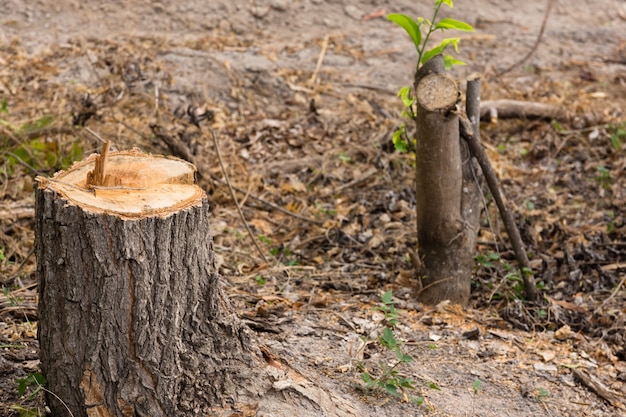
[413,60,480,305]
[35,147,361,417]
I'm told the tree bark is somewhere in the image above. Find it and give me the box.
[35,148,361,417]
[414,65,480,305]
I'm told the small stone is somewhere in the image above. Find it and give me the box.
[554,324,573,340]
[533,362,557,372]
[344,5,362,20]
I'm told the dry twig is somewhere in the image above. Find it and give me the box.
[497,0,555,76]
[459,116,538,302]
[205,127,270,264]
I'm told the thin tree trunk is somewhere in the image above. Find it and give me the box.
[413,58,480,305]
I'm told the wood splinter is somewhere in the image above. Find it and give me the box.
[86,141,111,189]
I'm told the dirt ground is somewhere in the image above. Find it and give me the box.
[1,0,626,416]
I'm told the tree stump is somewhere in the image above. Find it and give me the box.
[414,68,480,305]
[35,148,361,417]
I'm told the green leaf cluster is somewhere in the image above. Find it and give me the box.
[475,252,537,300]
[387,1,473,153]
[1,109,83,175]
[388,0,474,71]
[17,373,46,397]
[372,290,400,327]
[10,372,47,417]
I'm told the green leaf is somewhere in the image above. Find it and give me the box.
[437,0,454,7]
[1,97,8,113]
[361,372,372,383]
[385,383,400,397]
[401,353,414,363]
[397,86,414,108]
[398,377,416,388]
[381,290,394,305]
[411,396,425,405]
[443,54,466,70]
[31,372,46,386]
[387,14,422,53]
[392,128,408,153]
[381,327,398,348]
[472,378,481,394]
[17,378,28,396]
[421,37,461,64]
[428,381,442,391]
[435,18,474,32]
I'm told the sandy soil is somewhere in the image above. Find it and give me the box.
[1,0,626,416]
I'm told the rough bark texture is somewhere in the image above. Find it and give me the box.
[414,63,480,305]
[35,151,363,417]
[35,189,268,416]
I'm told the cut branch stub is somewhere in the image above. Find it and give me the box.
[85,140,111,188]
[416,73,459,113]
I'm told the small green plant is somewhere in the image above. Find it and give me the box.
[605,210,616,233]
[2,285,23,307]
[358,291,422,404]
[1,111,83,175]
[608,122,625,151]
[255,275,266,286]
[258,235,299,266]
[476,252,534,300]
[11,372,47,417]
[472,378,481,395]
[314,201,337,217]
[594,165,612,190]
[372,290,400,326]
[388,0,474,153]
[471,378,481,415]
[338,152,352,163]
[258,235,272,245]
[475,252,500,269]
[12,372,75,417]
[536,387,550,402]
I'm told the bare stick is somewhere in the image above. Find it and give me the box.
[205,128,270,264]
[309,35,330,87]
[497,0,555,76]
[573,369,625,409]
[466,74,482,134]
[466,74,499,255]
[480,99,566,121]
[459,116,538,302]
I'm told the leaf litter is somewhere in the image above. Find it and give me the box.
[1,1,626,415]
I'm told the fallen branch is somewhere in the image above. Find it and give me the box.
[459,116,538,302]
[573,369,625,410]
[480,99,567,122]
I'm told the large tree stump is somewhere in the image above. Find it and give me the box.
[35,148,361,417]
